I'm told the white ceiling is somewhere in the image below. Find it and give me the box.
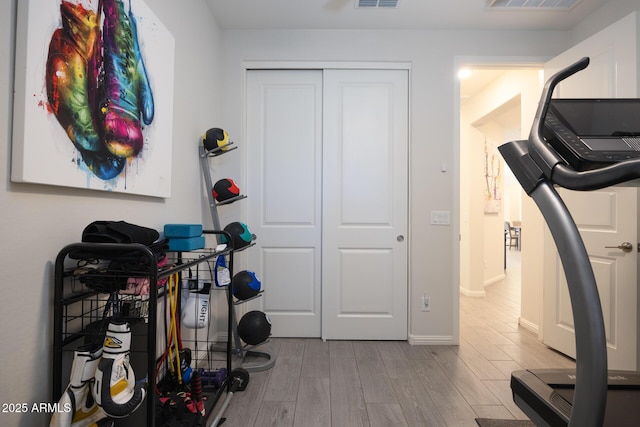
[206,0,610,31]
[205,1,612,103]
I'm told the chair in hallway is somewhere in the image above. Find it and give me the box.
[505,221,520,250]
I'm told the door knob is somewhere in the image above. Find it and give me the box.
[604,242,633,253]
[397,235,404,242]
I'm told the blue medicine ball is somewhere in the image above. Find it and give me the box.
[232,271,261,301]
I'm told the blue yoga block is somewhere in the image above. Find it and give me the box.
[169,236,206,251]
[164,224,203,238]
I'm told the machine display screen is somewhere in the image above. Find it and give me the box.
[582,138,633,152]
[549,99,640,138]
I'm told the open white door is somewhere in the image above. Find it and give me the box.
[321,69,409,340]
[542,13,639,370]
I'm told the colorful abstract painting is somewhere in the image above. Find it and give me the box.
[11,0,175,197]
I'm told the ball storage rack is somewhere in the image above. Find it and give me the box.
[199,142,276,374]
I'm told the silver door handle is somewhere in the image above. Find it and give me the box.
[397,235,404,242]
[604,242,633,253]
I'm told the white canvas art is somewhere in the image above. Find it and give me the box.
[11,0,175,197]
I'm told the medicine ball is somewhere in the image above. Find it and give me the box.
[213,178,240,202]
[221,222,254,250]
[232,271,261,301]
[202,127,231,152]
[237,311,271,345]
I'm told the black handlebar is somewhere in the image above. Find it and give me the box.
[528,56,640,191]
[528,57,589,177]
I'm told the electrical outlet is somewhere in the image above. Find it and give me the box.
[421,294,430,312]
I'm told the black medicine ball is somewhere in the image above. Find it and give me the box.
[237,311,271,345]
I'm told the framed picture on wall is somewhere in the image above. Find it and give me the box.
[484,138,503,214]
[11,0,175,198]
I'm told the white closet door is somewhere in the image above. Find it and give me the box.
[321,69,409,340]
[246,69,323,337]
[246,68,409,340]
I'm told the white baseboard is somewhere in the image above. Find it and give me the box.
[518,317,539,335]
[484,273,506,287]
[459,287,486,297]
[459,273,506,297]
[408,334,455,345]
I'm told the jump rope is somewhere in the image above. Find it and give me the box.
[156,272,184,392]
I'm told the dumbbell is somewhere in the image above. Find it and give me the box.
[198,368,227,388]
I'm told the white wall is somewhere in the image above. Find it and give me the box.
[480,122,508,286]
[459,106,487,297]
[0,1,222,425]
[570,0,640,46]
[216,29,570,344]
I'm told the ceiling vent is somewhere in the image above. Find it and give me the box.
[486,0,581,9]
[356,0,399,8]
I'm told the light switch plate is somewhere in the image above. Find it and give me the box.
[431,211,450,225]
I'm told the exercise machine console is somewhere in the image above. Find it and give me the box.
[544,98,640,170]
[499,57,640,427]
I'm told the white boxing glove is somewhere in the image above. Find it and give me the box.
[182,291,209,329]
[50,344,112,427]
[93,321,147,418]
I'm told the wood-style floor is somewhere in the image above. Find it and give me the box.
[211,251,575,426]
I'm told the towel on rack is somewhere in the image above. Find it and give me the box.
[82,220,159,245]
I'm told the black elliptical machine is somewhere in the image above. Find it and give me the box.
[499,57,640,427]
